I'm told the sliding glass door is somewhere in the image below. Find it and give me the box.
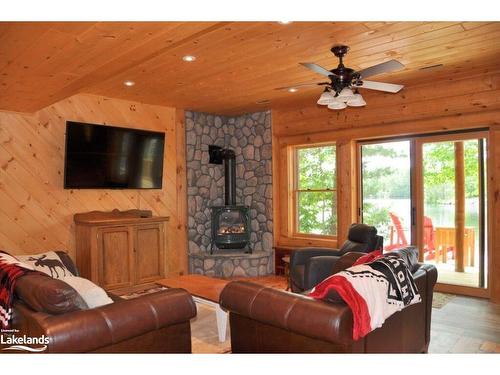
[417,134,488,289]
[359,131,488,291]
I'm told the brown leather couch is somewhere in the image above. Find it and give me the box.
[220,247,438,353]
[9,252,196,353]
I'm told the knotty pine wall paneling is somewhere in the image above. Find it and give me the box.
[0,94,188,276]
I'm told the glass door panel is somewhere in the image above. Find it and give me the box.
[420,137,487,288]
[360,141,412,250]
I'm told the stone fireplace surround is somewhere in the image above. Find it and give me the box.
[185,110,273,277]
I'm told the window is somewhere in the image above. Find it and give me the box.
[293,144,337,236]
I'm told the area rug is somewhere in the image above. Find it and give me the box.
[432,292,455,309]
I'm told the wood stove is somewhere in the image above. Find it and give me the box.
[209,145,251,254]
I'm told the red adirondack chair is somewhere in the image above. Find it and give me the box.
[423,216,436,261]
[387,212,436,260]
[386,212,408,251]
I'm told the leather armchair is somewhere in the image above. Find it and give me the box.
[289,223,383,292]
[10,252,197,353]
[220,247,438,353]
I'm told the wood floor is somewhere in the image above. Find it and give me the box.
[429,294,500,353]
[189,276,500,353]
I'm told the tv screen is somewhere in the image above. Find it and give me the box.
[64,121,165,189]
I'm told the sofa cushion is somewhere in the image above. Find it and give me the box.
[17,251,75,279]
[15,273,88,314]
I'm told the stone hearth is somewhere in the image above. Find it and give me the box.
[189,251,273,278]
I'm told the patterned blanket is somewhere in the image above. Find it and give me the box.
[309,253,421,340]
[0,252,34,329]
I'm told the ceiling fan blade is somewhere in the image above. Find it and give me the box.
[274,82,329,91]
[357,60,404,79]
[300,62,334,77]
[358,80,404,93]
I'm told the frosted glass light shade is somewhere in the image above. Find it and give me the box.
[327,99,347,110]
[347,93,366,107]
[317,91,335,105]
[338,88,355,102]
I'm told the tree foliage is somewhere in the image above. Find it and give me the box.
[423,140,479,203]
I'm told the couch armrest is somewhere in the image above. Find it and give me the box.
[25,288,196,353]
[303,256,340,290]
[219,281,353,345]
[290,248,342,268]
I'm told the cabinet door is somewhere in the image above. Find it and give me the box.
[97,226,134,290]
[134,223,165,284]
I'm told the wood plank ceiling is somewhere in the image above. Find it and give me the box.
[1,21,500,115]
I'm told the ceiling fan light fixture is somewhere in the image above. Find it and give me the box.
[182,55,196,62]
[317,90,335,105]
[338,87,355,102]
[347,93,366,107]
[327,99,347,110]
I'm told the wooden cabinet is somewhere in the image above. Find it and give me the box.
[75,209,169,290]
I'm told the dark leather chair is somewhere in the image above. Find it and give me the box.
[289,223,383,292]
[9,252,197,353]
[220,247,438,353]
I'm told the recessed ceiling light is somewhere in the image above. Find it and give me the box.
[278,21,292,25]
[288,88,298,93]
[123,80,135,87]
[182,55,196,62]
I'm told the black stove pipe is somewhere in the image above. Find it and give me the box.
[223,149,236,206]
[209,145,237,206]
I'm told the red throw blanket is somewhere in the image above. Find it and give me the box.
[309,252,421,340]
[0,251,34,329]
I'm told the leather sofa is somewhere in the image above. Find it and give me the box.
[289,223,383,292]
[220,247,437,353]
[10,252,196,353]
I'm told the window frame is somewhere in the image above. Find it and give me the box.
[291,142,338,239]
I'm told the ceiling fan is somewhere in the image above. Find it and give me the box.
[277,45,405,110]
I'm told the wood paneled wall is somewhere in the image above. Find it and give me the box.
[0,94,188,276]
[272,69,500,302]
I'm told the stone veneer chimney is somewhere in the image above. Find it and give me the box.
[185,110,273,277]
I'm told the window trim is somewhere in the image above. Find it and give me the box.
[290,143,338,239]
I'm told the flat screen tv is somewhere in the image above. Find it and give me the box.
[64,121,165,189]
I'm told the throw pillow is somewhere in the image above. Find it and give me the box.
[17,251,74,279]
[62,277,113,308]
